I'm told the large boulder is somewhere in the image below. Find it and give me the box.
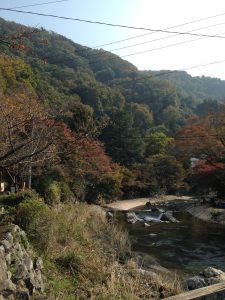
[126,212,142,224]
[161,211,179,223]
[202,267,225,285]
[126,210,179,224]
[187,276,207,290]
[187,267,225,291]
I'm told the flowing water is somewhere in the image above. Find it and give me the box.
[118,208,225,275]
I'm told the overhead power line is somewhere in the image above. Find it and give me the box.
[4,6,225,70]
[1,6,225,82]
[179,59,225,72]
[77,23,225,63]
[122,58,225,83]
[10,0,71,10]
[120,31,225,59]
[52,20,225,65]
[110,21,225,53]
[86,29,225,67]
[90,57,225,85]
[1,8,225,40]
[149,58,225,79]
[93,11,225,49]
[3,5,225,68]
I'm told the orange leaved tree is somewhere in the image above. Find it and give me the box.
[0,91,58,190]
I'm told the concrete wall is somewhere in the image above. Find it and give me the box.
[165,282,225,300]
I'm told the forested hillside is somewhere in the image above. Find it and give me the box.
[149,70,225,101]
[1,17,225,201]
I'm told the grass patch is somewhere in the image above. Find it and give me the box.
[15,202,182,299]
[1,195,183,299]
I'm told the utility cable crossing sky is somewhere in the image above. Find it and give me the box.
[94,11,225,48]
[1,1,225,79]
[10,0,71,10]
[6,0,225,49]
[1,7,225,41]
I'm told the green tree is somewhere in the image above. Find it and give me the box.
[100,109,145,166]
[147,155,185,194]
[145,132,173,157]
[125,102,153,134]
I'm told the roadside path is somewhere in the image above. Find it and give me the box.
[104,195,192,211]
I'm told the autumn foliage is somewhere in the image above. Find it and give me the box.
[175,113,225,195]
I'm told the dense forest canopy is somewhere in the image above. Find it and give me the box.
[1,17,225,200]
[148,70,225,101]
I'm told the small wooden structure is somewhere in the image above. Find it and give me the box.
[165,282,225,300]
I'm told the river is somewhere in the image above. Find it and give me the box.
[118,208,225,275]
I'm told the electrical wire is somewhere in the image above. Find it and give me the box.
[78,23,225,63]
[93,11,225,49]
[85,58,225,93]
[0,1,70,45]
[3,5,225,69]
[110,21,225,53]
[141,58,225,80]
[86,29,225,68]
[10,0,71,10]
[1,6,225,85]
[1,4,223,165]
[57,21,225,64]
[121,31,225,59]
[106,58,225,86]
[2,7,225,40]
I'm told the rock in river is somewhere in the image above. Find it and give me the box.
[125,210,179,224]
[126,212,143,224]
[187,267,225,290]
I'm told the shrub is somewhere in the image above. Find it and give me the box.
[85,172,123,204]
[59,182,75,203]
[16,198,48,229]
[45,181,61,205]
[0,189,39,206]
[0,206,16,225]
[15,198,52,250]
[36,179,75,205]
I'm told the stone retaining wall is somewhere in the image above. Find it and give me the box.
[0,225,47,299]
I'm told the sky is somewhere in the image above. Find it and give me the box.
[1,0,225,79]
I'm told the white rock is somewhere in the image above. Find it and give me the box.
[1,240,11,252]
[23,255,33,272]
[5,232,13,244]
[5,253,11,265]
[0,245,5,256]
[34,257,44,271]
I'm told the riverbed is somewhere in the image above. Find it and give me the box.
[118,209,225,276]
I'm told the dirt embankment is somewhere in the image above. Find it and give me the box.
[104,195,192,211]
[188,205,225,224]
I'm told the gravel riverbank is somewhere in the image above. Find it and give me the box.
[104,195,192,211]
